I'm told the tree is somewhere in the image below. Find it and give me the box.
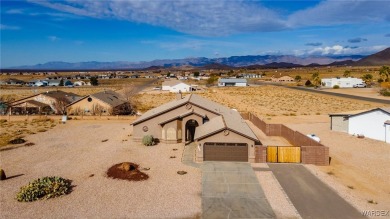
[207,76,218,85]
[295,75,302,81]
[166,72,171,77]
[379,66,390,82]
[193,72,200,77]
[362,73,373,85]
[53,97,70,115]
[343,70,351,77]
[59,79,64,86]
[90,77,98,86]
[311,72,321,87]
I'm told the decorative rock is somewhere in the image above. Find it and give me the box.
[177,171,187,175]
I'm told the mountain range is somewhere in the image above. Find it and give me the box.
[5,48,390,70]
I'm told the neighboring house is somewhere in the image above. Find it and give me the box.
[162,80,193,93]
[9,91,81,115]
[329,107,390,143]
[239,73,261,78]
[28,80,48,87]
[64,80,73,86]
[321,77,363,88]
[47,80,61,86]
[66,90,131,115]
[1,78,25,85]
[218,78,247,87]
[73,81,86,86]
[271,76,294,82]
[132,94,260,162]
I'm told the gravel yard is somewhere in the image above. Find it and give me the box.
[0,120,201,218]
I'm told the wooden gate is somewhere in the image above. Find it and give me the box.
[266,146,301,163]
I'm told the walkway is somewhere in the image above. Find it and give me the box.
[182,143,201,168]
[202,162,275,219]
[268,164,365,219]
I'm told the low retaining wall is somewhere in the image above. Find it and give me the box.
[0,115,137,122]
[243,112,329,166]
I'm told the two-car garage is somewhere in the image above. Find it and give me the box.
[203,142,248,162]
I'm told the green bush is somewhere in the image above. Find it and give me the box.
[333,85,340,89]
[16,176,72,202]
[379,88,390,96]
[142,135,155,146]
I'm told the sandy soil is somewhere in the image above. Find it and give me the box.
[321,87,390,100]
[0,120,201,218]
[287,122,390,212]
[136,86,386,116]
[246,121,291,146]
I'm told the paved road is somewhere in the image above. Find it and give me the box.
[202,162,275,219]
[268,164,365,219]
[254,82,390,105]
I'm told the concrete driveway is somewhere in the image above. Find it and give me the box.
[268,164,365,219]
[202,162,275,219]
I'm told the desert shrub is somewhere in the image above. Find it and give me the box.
[9,138,26,144]
[378,78,384,83]
[16,176,72,202]
[0,169,6,180]
[142,135,155,146]
[333,85,340,89]
[0,119,7,124]
[379,88,390,96]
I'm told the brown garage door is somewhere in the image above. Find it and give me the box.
[204,142,248,162]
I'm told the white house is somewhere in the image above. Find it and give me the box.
[321,77,363,88]
[329,108,390,143]
[218,78,247,87]
[162,80,192,93]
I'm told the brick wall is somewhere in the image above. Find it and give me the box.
[301,146,330,166]
[254,146,267,163]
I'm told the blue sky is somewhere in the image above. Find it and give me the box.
[1,0,389,68]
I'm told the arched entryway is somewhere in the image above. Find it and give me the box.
[185,119,199,142]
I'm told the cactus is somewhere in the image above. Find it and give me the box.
[0,169,6,180]
[142,135,155,146]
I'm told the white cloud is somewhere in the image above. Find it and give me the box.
[298,45,388,56]
[48,35,59,41]
[0,24,20,30]
[28,0,390,36]
[6,9,24,14]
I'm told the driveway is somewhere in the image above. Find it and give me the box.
[268,164,365,219]
[202,162,275,218]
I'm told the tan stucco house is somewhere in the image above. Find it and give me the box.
[132,94,261,162]
[9,91,80,115]
[66,90,131,115]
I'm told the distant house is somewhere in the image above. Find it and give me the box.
[162,80,193,93]
[218,78,247,87]
[9,91,81,115]
[64,80,73,86]
[239,73,261,78]
[329,107,390,143]
[66,90,131,115]
[73,81,87,86]
[321,77,363,88]
[1,78,25,85]
[47,80,61,86]
[271,76,294,82]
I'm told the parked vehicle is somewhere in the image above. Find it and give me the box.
[353,83,366,88]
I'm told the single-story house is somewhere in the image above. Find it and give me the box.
[271,76,294,82]
[1,78,25,85]
[9,91,81,115]
[9,100,52,115]
[218,78,247,87]
[132,94,261,162]
[322,77,363,88]
[329,107,390,143]
[64,80,73,86]
[73,81,86,86]
[66,90,132,115]
[47,80,61,86]
[162,80,193,93]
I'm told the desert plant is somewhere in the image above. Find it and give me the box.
[16,176,72,202]
[379,65,390,82]
[9,137,26,144]
[0,168,6,180]
[142,135,155,146]
[379,88,390,96]
[343,70,351,77]
[294,75,301,81]
[333,85,340,89]
[305,80,312,86]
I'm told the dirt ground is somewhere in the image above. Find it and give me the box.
[0,120,201,218]
[287,122,390,212]
[321,87,390,100]
[135,86,386,116]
